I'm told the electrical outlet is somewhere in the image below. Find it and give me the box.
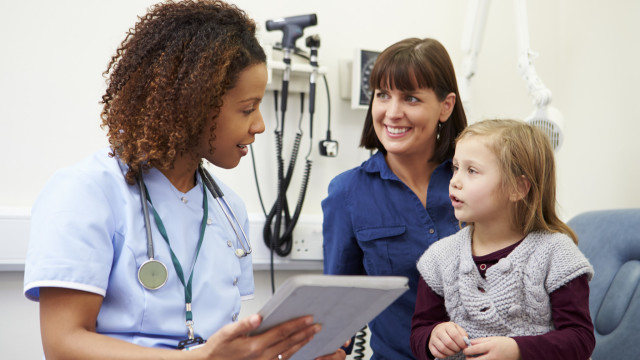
[319,139,339,157]
[291,221,324,260]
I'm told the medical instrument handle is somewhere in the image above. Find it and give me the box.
[280,49,292,121]
[306,34,320,137]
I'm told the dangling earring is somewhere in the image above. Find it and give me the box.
[436,123,442,141]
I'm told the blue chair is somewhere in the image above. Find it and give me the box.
[568,209,640,360]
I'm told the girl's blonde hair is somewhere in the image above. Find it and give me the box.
[456,119,577,243]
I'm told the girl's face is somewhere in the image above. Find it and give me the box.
[371,85,454,160]
[201,63,267,169]
[449,135,511,225]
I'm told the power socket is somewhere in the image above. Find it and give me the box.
[291,218,324,260]
[319,139,338,157]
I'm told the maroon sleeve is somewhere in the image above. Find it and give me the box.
[411,277,450,360]
[513,274,595,360]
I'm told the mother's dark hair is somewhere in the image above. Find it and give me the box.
[100,0,266,184]
[360,37,467,162]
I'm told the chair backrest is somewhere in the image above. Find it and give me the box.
[568,209,640,360]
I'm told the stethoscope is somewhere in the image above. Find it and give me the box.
[137,165,252,291]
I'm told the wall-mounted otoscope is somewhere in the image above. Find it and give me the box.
[263,15,318,262]
[266,14,317,122]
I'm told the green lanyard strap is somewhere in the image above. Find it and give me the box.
[144,181,208,337]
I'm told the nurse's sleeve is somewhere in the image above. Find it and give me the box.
[321,175,364,276]
[24,169,116,301]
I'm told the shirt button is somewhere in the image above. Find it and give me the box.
[233,278,238,286]
[479,264,487,271]
[207,218,213,225]
[429,228,435,234]
[232,313,238,321]
[181,197,188,204]
[227,240,233,247]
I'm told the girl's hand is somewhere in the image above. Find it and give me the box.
[428,321,468,358]
[200,314,321,360]
[313,348,346,360]
[313,339,350,360]
[463,336,520,360]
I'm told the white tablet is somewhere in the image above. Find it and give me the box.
[249,274,409,360]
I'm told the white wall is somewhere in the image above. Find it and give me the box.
[1,0,639,358]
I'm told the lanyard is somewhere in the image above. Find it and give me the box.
[144,182,208,339]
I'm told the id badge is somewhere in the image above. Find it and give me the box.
[178,336,205,351]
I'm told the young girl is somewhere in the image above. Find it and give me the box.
[410,119,595,360]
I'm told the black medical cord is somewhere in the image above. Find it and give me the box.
[262,46,323,261]
[353,325,368,360]
[248,45,328,293]
[250,144,268,217]
[263,93,307,252]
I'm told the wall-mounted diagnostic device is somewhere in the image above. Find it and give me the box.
[258,14,339,291]
[351,49,380,110]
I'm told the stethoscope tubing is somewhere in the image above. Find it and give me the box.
[199,166,252,256]
[138,173,155,260]
[136,166,252,290]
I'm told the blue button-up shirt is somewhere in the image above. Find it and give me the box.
[322,151,459,360]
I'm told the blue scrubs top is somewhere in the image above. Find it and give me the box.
[24,148,254,348]
[322,151,459,360]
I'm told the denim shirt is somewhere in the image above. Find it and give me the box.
[322,151,459,360]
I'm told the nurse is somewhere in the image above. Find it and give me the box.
[23,1,344,359]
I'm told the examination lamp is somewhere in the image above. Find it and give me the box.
[459,0,564,151]
[514,0,564,151]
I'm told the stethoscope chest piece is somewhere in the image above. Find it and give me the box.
[235,248,246,258]
[138,259,169,290]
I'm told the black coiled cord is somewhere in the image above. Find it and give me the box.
[263,130,302,257]
[353,326,368,360]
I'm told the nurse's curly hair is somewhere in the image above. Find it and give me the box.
[100,0,266,185]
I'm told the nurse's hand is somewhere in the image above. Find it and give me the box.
[199,314,321,360]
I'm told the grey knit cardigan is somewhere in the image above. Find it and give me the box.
[416,226,593,359]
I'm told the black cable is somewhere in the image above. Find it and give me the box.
[270,89,281,294]
[353,325,368,360]
[250,45,326,292]
[249,144,267,218]
[263,94,305,257]
[322,73,332,139]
